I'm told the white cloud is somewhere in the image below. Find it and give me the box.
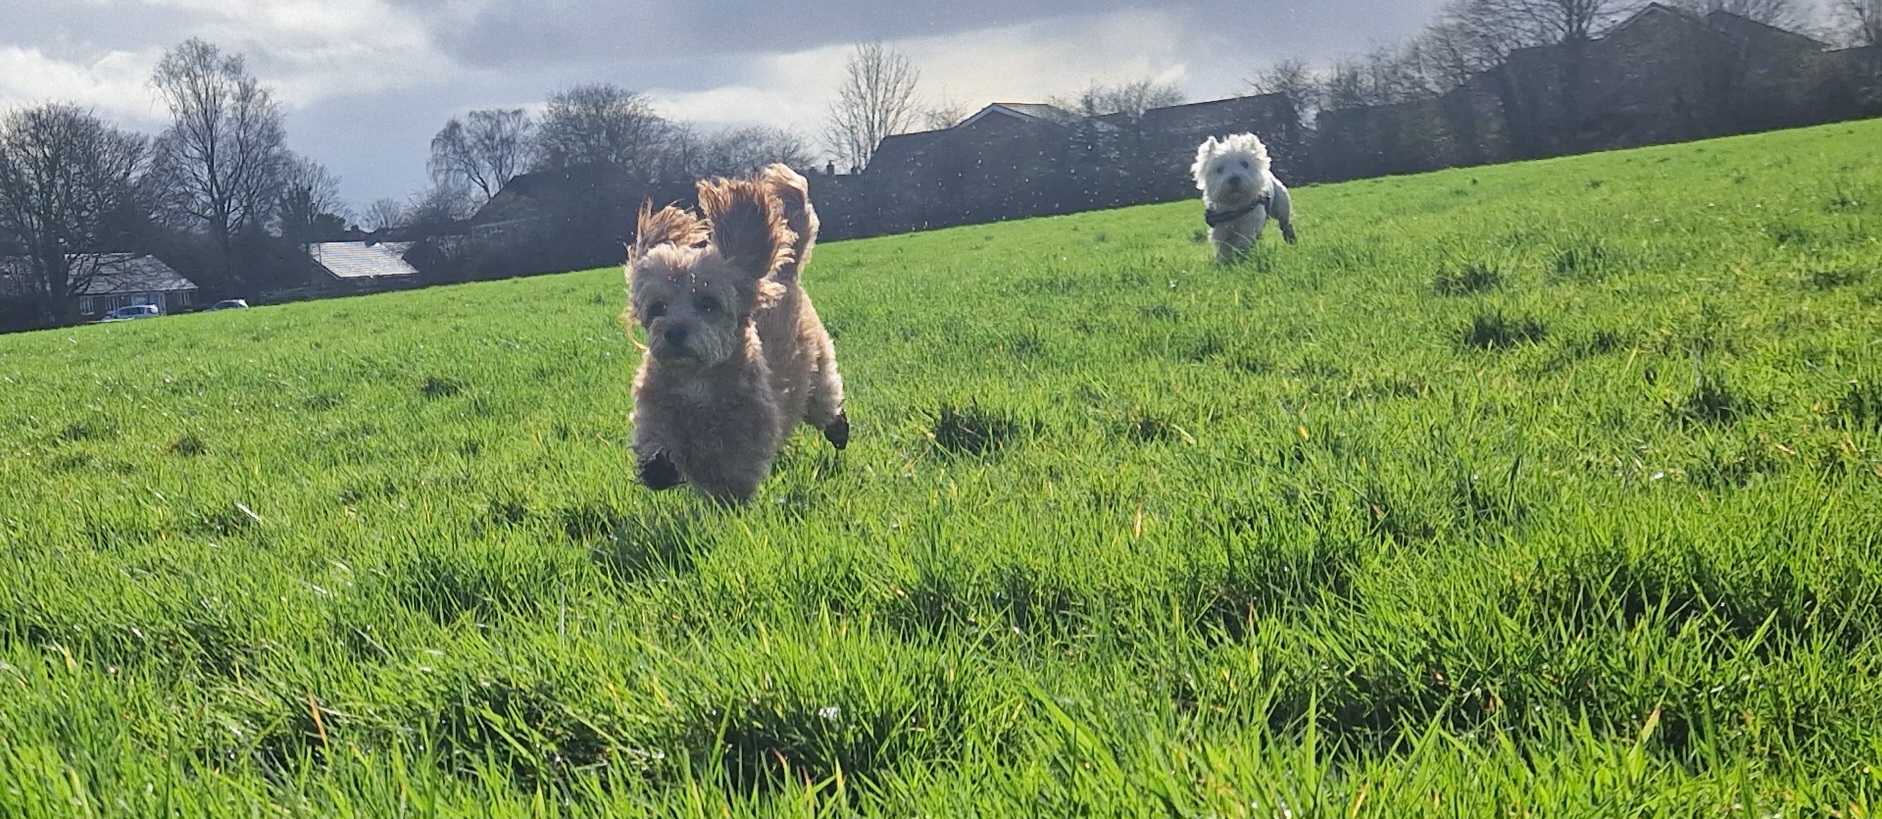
[149,0,457,107]
[910,9,1198,104]
[645,9,1216,135]
[643,43,854,135]
[0,0,459,113]
[0,46,167,125]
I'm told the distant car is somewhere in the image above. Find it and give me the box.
[206,299,250,311]
[98,304,160,322]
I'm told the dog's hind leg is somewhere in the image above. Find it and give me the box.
[1270,181,1298,245]
[807,356,848,450]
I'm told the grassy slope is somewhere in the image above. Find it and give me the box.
[2,119,1881,816]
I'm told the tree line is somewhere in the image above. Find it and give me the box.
[1249,0,1880,124]
[14,1,1869,329]
[413,46,1187,220]
[0,39,348,327]
[396,84,816,231]
[0,31,1187,331]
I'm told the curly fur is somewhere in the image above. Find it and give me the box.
[1192,133,1297,263]
[624,164,847,504]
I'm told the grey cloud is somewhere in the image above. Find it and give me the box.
[0,2,194,59]
[2,0,1453,207]
[408,0,1347,69]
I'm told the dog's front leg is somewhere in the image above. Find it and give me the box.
[636,449,683,490]
[822,410,850,450]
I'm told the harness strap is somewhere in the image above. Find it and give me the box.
[1204,194,1271,228]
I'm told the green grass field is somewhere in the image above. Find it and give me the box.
[3,119,1882,817]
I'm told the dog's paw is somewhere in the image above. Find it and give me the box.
[637,451,683,490]
[822,412,850,450]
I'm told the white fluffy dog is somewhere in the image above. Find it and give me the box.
[1191,133,1296,263]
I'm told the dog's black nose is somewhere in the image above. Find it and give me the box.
[663,325,689,346]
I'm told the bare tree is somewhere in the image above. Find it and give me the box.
[1441,0,1636,49]
[532,84,672,179]
[658,126,816,180]
[1054,78,1187,119]
[1417,18,1506,91]
[1314,44,1436,111]
[362,198,406,232]
[429,108,533,202]
[0,104,148,325]
[920,99,973,130]
[1249,58,1322,118]
[148,38,289,252]
[823,42,921,172]
[1426,0,1636,158]
[404,182,475,228]
[1319,59,1372,110]
[707,127,815,177]
[275,155,349,244]
[1369,43,1441,103]
[1668,0,1808,28]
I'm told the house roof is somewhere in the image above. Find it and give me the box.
[1702,9,1827,50]
[309,242,418,279]
[958,103,1074,128]
[0,253,196,296]
[863,129,952,172]
[1614,2,1696,31]
[1612,3,1826,49]
[865,94,1296,172]
[1132,93,1293,132]
[83,254,197,295]
[470,163,692,230]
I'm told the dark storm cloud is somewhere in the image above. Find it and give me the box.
[407,0,1443,71]
[408,0,1149,66]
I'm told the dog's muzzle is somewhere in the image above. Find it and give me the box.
[647,327,725,370]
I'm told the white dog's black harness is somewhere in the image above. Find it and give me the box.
[1204,193,1271,228]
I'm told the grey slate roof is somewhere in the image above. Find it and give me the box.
[959,103,1075,127]
[310,242,418,279]
[81,254,197,295]
[0,253,196,295]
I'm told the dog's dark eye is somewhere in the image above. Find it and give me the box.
[646,301,667,319]
[694,295,719,313]
[1239,160,1250,169]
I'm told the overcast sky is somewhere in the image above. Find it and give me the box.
[1,0,1447,214]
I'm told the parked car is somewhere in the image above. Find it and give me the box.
[97,304,160,322]
[206,299,250,311]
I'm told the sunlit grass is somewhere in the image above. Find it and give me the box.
[3,119,1881,816]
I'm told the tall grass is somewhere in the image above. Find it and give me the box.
[3,119,1881,816]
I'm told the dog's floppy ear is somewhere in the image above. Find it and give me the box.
[1191,137,1218,186]
[697,176,794,279]
[630,202,706,261]
[759,164,818,282]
